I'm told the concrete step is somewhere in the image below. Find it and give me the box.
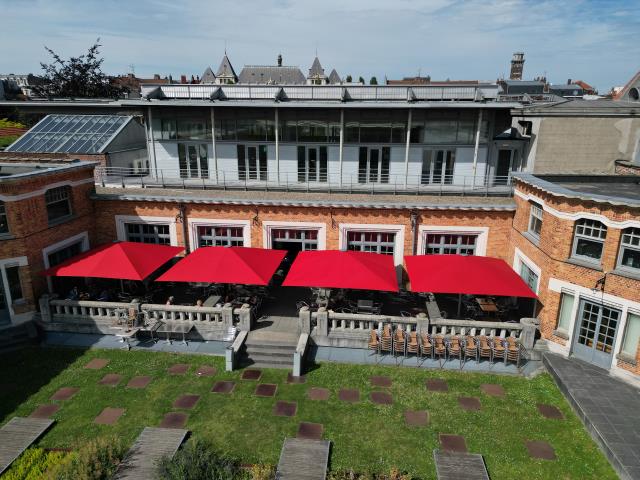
[243,361,292,370]
[245,353,293,365]
[246,345,296,355]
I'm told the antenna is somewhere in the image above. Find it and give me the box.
[224,39,227,55]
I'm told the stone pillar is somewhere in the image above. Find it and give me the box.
[316,307,329,337]
[416,312,429,335]
[39,294,51,323]
[299,306,311,334]
[520,317,539,351]
[237,304,252,331]
[221,303,234,328]
[225,346,234,371]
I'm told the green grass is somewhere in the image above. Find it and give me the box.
[0,347,617,479]
[0,135,19,148]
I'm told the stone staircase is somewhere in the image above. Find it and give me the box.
[0,321,39,353]
[241,323,299,369]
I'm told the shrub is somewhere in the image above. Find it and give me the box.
[43,436,126,480]
[0,118,26,129]
[2,448,68,480]
[157,438,243,480]
[328,468,415,480]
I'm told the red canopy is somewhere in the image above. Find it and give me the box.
[404,254,537,298]
[156,246,286,286]
[282,250,399,292]
[42,242,184,281]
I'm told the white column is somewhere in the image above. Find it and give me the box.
[339,109,344,187]
[147,106,158,178]
[472,109,483,187]
[275,108,280,184]
[210,107,218,183]
[404,109,412,188]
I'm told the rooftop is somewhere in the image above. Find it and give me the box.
[0,161,97,181]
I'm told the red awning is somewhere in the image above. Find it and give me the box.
[156,246,286,286]
[42,242,184,281]
[282,250,399,292]
[405,254,537,298]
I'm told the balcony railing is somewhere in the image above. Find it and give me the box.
[95,166,513,197]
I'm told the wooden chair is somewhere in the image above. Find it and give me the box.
[477,335,492,363]
[506,337,523,368]
[393,327,406,357]
[448,335,463,368]
[368,329,380,356]
[491,336,507,364]
[407,331,419,358]
[419,333,433,360]
[463,335,478,365]
[380,324,393,355]
[433,335,447,368]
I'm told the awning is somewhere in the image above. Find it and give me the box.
[282,250,399,292]
[156,246,286,286]
[42,242,184,281]
[404,254,537,298]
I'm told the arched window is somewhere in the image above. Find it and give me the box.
[571,219,607,263]
[617,227,640,272]
[45,186,72,223]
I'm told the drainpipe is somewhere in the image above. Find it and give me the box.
[178,203,190,253]
[410,211,419,255]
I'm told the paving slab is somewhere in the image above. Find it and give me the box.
[255,384,278,397]
[370,391,393,405]
[458,397,482,411]
[0,417,55,475]
[434,450,490,480]
[525,440,556,460]
[98,373,123,387]
[277,438,330,480]
[307,388,330,401]
[241,369,262,380]
[273,401,297,417]
[537,403,564,420]
[50,387,78,401]
[405,410,429,427]
[173,395,200,409]
[94,407,125,425]
[480,383,505,397]
[297,422,324,440]
[286,372,306,384]
[159,412,188,429]
[211,381,235,394]
[126,376,152,389]
[29,405,60,419]
[370,376,392,387]
[196,365,216,377]
[338,388,360,403]
[84,358,109,370]
[167,363,189,375]
[439,434,468,453]
[426,378,448,392]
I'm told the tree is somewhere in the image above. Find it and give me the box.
[345,75,352,83]
[358,76,365,84]
[369,76,378,85]
[33,39,128,99]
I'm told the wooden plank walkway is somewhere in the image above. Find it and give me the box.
[434,450,490,480]
[277,438,330,480]
[0,417,54,475]
[114,427,188,480]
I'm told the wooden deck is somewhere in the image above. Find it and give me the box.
[114,427,188,480]
[277,438,330,480]
[0,417,54,475]
[434,450,490,480]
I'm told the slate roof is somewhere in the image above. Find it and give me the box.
[201,67,216,84]
[308,57,325,78]
[328,69,341,84]
[238,65,306,85]
[216,55,238,80]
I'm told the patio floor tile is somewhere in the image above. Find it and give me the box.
[30,404,60,419]
[255,383,277,397]
[307,388,330,401]
[241,369,262,380]
[159,412,188,429]
[167,363,189,375]
[439,434,468,453]
[338,388,360,403]
[273,401,297,417]
[525,440,556,460]
[426,379,449,392]
[458,396,482,411]
[371,391,393,405]
[405,410,429,427]
[196,365,217,377]
[50,387,79,401]
[480,383,505,397]
[173,394,201,409]
[126,376,152,389]
[98,374,123,387]
[84,358,109,370]
[370,376,392,388]
[94,407,125,425]
[286,372,306,384]
[297,422,323,440]
[211,381,235,394]
[537,404,564,420]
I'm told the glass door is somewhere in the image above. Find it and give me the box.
[572,300,620,368]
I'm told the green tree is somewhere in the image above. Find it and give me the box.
[358,76,365,84]
[369,76,378,85]
[345,75,352,83]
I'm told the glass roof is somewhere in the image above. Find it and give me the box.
[7,115,131,154]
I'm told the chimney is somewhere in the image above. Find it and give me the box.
[567,78,572,85]
[509,52,525,80]
[180,75,187,84]
[277,54,282,67]
[153,74,160,80]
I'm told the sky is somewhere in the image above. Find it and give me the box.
[1,0,639,92]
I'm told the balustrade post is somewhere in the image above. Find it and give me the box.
[237,305,252,331]
[298,306,311,334]
[519,317,539,354]
[316,307,329,336]
[416,312,429,335]
[221,303,234,328]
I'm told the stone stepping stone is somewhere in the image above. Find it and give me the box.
[241,369,262,380]
[98,374,123,387]
[297,422,323,440]
[370,391,393,405]
[426,379,448,392]
[537,404,564,420]
[405,410,429,427]
[84,358,109,370]
[94,407,125,425]
[525,440,556,460]
[370,376,392,388]
[255,384,277,397]
[338,388,360,403]
[126,376,152,389]
[273,401,297,417]
[307,388,330,401]
[439,434,468,453]
[51,387,79,401]
[286,372,306,384]
[211,381,235,394]
[196,365,217,377]
[481,384,505,397]
[167,364,189,375]
[159,412,188,429]
[458,397,482,411]
[30,404,60,419]
[173,394,200,409]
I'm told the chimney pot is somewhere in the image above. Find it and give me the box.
[277,54,282,67]
[180,75,187,83]
[153,74,160,80]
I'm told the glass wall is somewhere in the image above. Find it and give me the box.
[410,110,489,145]
[279,109,340,143]
[215,109,275,142]
[344,109,406,144]
[153,109,212,141]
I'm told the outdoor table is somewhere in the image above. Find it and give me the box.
[357,299,374,311]
[140,320,162,343]
[157,322,194,345]
[476,297,498,313]
[113,327,140,350]
[203,295,222,307]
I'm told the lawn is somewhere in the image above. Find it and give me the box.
[0,346,617,479]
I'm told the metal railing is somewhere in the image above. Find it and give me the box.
[95,166,513,197]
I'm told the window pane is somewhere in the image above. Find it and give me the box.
[45,186,72,222]
[188,146,199,178]
[178,144,187,179]
[5,266,23,301]
[621,313,640,357]
[248,147,257,180]
[308,147,317,181]
[319,146,328,182]
[199,145,209,179]
[575,238,603,260]
[621,248,640,270]
[297,146,306,182]
[237,145,246,180]
[0,202,8,234]
[358,147,367,183]
[556,293,575,331]
[259,145,268,181]
[380,147,390,183]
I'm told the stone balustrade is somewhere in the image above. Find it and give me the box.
[429,318,524,339]
[48,299,133,322]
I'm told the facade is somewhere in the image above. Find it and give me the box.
[0,74,45,98]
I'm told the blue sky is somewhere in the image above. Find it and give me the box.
[1,0,638,92]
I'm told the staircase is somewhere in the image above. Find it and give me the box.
[241,328,299,370]
[0,321,39,353]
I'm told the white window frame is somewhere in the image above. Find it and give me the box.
[528,201,543,239]
[421,149,456,185]
[0,256,29,323]
[513,248,541,295]
[42,231,90,293]
[115,215,178,246]
[417,226,488,257]
[571,218,607,264]
[617,227,640,274]
[297,145,328,183]
[339,223,405,268]
[262,221,326,250]
[187,218,251,250]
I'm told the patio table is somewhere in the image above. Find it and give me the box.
[476,298,498,313]
[157,322,194,345]
[113,327,140,350]
[203,295,222,307]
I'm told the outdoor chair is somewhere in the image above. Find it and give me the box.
[491,336,507,364]
[506,337,523,368]
[447,335,463,368]
[380,324,393,355]
[463,335,478,365]
[477,335,493,363]
[433,335,447,368]
[407,331,419,358]
[419,333,433,359]
[368,329,380,356]
[393,327,406,357]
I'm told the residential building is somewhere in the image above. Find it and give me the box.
[214,54,238,85]
[238,54,306,85]
[111,73,170,98]
[614,71,640,102]
[307,57,328,85]
[0,74,46,98]
[548,82,584,98]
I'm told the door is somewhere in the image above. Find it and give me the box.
[358,147,390,184]
[495,149,512,184]
[572,300,620,368]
